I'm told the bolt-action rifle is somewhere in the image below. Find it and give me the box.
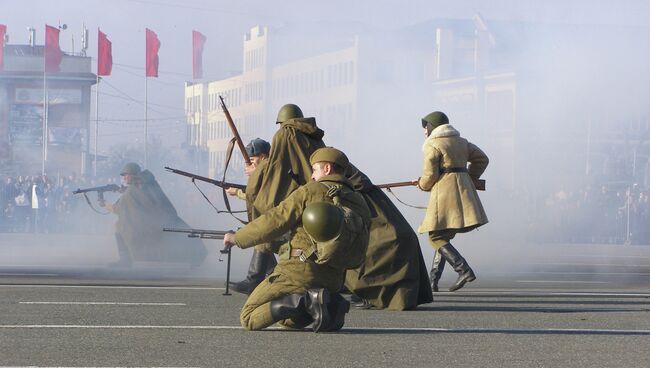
[163,227,234,295]
[376,179,486,191]
[164,166,245,190]
[219,95,251,166]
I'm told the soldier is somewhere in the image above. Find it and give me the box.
[223,147,371,331]
[102,162,207,267]
[247,104,325,219]
[417,111,489,292]
[249,103,431,310]
[225,138,277,294]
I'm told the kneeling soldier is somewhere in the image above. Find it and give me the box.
[223,147,371,332]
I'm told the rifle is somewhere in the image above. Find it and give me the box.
[73,184,124,206]
[375,181,418,189]
[219,95,251,165]
[163,227,234,296]
[376,179,486,191]
[164,166,246,190]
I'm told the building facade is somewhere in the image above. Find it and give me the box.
[0,44,96,176]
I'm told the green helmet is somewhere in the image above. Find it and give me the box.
[421,111,449,129]
[276,104,304,124]
[120,162,141,176]
[302,201,343,242]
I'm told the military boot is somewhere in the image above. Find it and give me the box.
[320,293,350,332]
[269,293,312,329]
[269,289,332,332]
[305,288,332,333]
[438,244,476,292]
[229,250,276,294]
[430,250,446,292]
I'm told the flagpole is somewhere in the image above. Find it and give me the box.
[144,75,148,168]
[94,75,100,177]
[42,71,47,175]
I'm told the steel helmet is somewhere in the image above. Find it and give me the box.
[302,201,344,242]
[421,111,449,129]
[120,162,141,176]
[276,104,304,124]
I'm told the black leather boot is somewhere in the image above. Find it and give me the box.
[269,289,332,332]
[438,243,476,292]
[305,289,332,333]
[269,293,312,329]
[320,293,350,332]
[229,250,276,294]
[430,250,446,292]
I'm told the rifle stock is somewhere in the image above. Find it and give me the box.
[164,166,245,190]
[219,95,251,165]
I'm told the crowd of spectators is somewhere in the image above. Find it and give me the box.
[529,182,650,245]
[0,173,120,233]
[0,169,245,234]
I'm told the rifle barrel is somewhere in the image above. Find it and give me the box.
[164,166,246,190]
[219,95,251,165]
[163,228,231,240]
[375,181,417,189]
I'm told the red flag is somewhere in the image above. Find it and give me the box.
[97,29,112,76]
[44,24,63,73]
[0,24,6,70]
[145,28,160,77]
[192,30,206,79]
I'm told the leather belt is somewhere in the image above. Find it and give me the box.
[440,167,467,174]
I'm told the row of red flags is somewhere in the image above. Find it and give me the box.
[0,24,207,79]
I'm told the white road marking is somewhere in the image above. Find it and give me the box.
[0,285,224,290]
[0,324,648,335]
[439,290,650,297]
[515,280,611,284]
[19,302,186,306]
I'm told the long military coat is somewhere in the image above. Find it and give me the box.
[114,170,207,264]
[247,117,325,220]
[417,124,489,233]
[345,165,433,310]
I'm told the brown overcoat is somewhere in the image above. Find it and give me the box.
[417,124,489,233]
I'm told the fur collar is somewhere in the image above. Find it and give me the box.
[422,124,460,151]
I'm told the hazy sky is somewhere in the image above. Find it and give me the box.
[2,0,648,150]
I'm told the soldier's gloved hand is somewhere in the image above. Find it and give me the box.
[225,187,238,196]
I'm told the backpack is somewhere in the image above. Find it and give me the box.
[307,183,369,270]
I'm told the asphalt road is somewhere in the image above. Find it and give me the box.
[0,276,649,368]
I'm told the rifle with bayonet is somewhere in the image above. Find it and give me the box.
[219,95,251,166]
[164,166,245,190]
[377,178,486,191]
[163,227,234,295]
[73,184,125,208]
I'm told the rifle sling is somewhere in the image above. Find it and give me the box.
[221,137,248,225]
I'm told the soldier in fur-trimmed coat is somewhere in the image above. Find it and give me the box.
[417,111,489,292]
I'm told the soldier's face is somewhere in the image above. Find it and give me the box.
[250,154,267,166]
[311,162,331,181]
[122,174,134,185]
